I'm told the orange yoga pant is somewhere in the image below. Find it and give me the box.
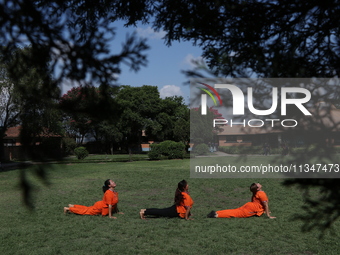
[69,202,103,215]
[216,208,256,218]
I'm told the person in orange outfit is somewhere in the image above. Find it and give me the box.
[64,179,122,219]
[140,180,194,220]
[207,183,276,219]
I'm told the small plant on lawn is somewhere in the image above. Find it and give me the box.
[193,143,210,155]
[74,146,89,159]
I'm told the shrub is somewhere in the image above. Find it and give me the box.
[219,145,266,155]
[62,137,77,155]
[334,146,340,154]
[159,140,185,159]
[148,144,162,160]
[148,140,185,160]
[74,146,89,160]
[193,143,210,155]
[269,147,281,155]
[219,146,240,154]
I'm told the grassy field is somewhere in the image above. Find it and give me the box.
[1,156,339,255]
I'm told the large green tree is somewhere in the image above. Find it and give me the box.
[59,85,121,153]
[0,53,21,127]
[1,46,62,161]
[146,96,189,144]
[8,46,62,158]
[0,62,21,161]
[60,85,189,154]
[59,86,100,144]
[115,85,161,154]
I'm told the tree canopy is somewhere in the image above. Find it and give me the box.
[3,1,340,80]
[1,0,150,89]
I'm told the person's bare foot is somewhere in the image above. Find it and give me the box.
[64,207,69,215]
[139,209,146,219]
[68,204,74,207]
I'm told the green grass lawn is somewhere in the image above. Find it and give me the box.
[1,156,339,255]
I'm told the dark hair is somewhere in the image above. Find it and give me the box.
[174,180,188,205]
[103,179,111,193]
[250,183,258,194]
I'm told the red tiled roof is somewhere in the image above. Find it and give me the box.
[4,126,20,138]
[4,126,62,138]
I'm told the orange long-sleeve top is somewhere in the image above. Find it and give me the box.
[176,192,194,218]
[101,189,119,216]
[250,190,268,216]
